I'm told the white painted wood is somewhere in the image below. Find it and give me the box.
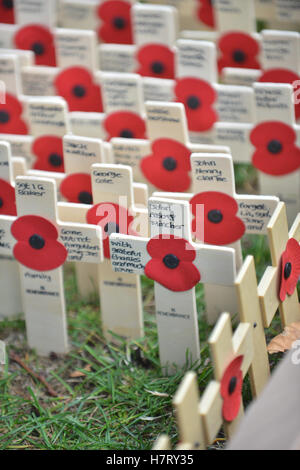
[261,30,300,74]
[110,197,237,373]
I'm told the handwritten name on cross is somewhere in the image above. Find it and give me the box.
[58,162,149,343]
[0,175,102,356]
[110,196,237,373]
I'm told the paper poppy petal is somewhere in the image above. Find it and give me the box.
[11,215,67,271]
[11,215,58,241]
[0,93,28,135]
[141,155,191,192]
[175,78,218,132]
[218,32,260,72]
[250,121,296,147]
[104,111,146,140]
[60,173,93,204]
[98,0,133,44]
[136,44,175,79]
[279,238,300,301]
[259,69,300,120]
[190,192,245,245]
[197,0,215,27]
[145,258,201,292]
[250,122,300,176]
[147,236,196,262]
[54,67,103,112]
[220,355,243,422]
[0,178,16,215]
[0,0,15,23]
[32,135,64,172]
[14,24,56,66]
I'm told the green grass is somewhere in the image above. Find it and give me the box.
[0,163,288,450]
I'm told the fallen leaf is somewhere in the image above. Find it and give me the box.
[144,389,170,397]
[267,322,300,354]
[69,364,92,378]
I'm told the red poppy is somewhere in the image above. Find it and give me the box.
[60,173,93,205]
[145,235,200,292]
[32,136,64,173]
[197,0,215,28]
[54,67,103,113]
[0,93,28,135]
[0,0,15,24]
[0,178,16,215]
[218,32,260,73]
[136,44,175,79]
[86,202,135,259]
[250,121,300,176]
[14,24,56,67]
[175,78,218,132]
[220,355,243,422]
[104,111,146,141]
[98,0,133,44]
[190,192,245,245]
[11,215,68,271]
[259,68,300,120]
[140,138,191,192]
[279,238,300,302]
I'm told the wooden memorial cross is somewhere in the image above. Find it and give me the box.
[153,152,279,324]
[0,141,23,319]
[0,340,5,374]
[175,37,255,144]
[58,162,148,342]
[252,82,300,224]
[198,82,300,224]
[227,349,300,450]
[0,175,103,355]
[58,134,106,298]
[97,70,146,143]
[110,196,237,373]
[111,100,231,194]
[258,202,300,329]
[132,3,178,80]
[153,311,254,449]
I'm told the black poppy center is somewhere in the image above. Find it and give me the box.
[3,0,13,9]
[120,129,134,139]
[104,222,120,236]
[78,191,92,205]
[48,153,63,168]
[233,49,246,63]
[29,234,45,250]
[31,42,45,56]
[163,254,180,269]
[162,156,177,171]
[0,110,10,124]
[228,376,237,395]
[113,16,126,29]
[207,209,223,224]
[72,85,86,98]
[151,61,164,75]
[187,95,201,110]
[284,262,292,280]
[0,197,3,208]
[267,139,282,154]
